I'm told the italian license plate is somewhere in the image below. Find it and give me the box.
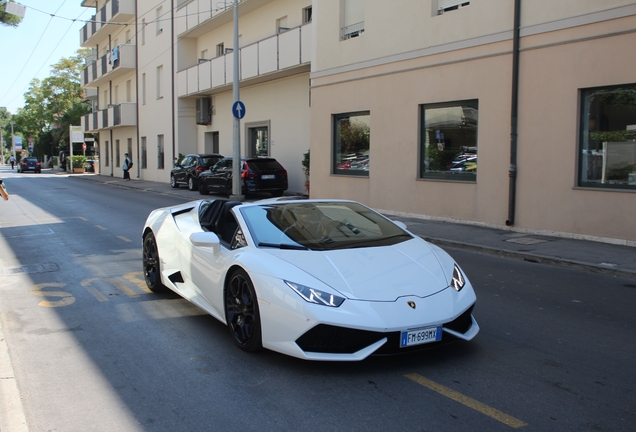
[261,174,275,180]
[400,326,442,347]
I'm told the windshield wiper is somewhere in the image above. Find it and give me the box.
[258,242,308,250]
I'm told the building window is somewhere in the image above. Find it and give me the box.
[157,134,165,169]
[126,80,131,102]
[115,139,121,167]
[341,0,365,40]
[141,136,147,169]
[141,18,146,45]
[156,6,163,35]
[333,112,370,176]
[104,140,109,167]
[156,65,163,99]
[579,84,636,190]
[419,100,478,181]
[200,49,208,61]
[303,6,312,24]
[127,138,132,158]
[247,123,270,157]
[216,43,225,57]
[437,0,470,15]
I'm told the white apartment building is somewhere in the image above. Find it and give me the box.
[80,0,636,244]
[81,0,311,192]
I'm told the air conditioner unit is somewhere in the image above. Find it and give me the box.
[196,98,212,125]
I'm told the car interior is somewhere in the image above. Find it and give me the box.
[199,200,242,245]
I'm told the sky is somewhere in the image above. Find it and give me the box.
[0,1,93,114]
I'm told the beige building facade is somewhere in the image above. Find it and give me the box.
[79,0,636,244]
[310,0,636,244]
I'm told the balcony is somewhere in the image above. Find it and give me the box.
[177,23,311,98]
[81,44,136,88]
[80,0,135,47]
[82,102,137,132]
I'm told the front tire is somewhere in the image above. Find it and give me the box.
[143,232,167,293]
[225,269,262,352]
[170,175,179,188]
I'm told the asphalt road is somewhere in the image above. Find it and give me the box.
[1,171,635,432]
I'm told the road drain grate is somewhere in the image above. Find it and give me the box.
[1,263,59,275]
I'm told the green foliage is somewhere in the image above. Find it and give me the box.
[0,1,23,27]
[11,50,92,159]
[72,155,87,168]
[302,149,310,178]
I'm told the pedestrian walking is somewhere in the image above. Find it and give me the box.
[123,153,132,181]
[0,179,9,201]
[9,155,15,170]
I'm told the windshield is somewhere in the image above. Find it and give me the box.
[240,202,412,251]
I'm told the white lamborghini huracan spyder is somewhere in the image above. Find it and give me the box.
[142,198,479,361]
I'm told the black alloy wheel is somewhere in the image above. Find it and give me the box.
[188,176,196,191]
[143,232,167,293]
[225,269,262,351]
[170,174,179,188]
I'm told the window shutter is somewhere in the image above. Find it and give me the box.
[344,0,365,27]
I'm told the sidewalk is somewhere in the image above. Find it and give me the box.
[74,173,636,280]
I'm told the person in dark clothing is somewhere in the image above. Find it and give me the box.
[123,153,132,181]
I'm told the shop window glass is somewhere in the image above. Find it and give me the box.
[580,84,636,190]
[333,112,370,177]
[419,100,478,181]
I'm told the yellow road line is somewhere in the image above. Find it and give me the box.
[404,373,528,429]
[117,236,132,242]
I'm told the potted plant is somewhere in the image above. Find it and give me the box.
[301,149,310,196]
[72,155,87,173]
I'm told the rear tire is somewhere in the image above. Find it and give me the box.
[170,175,179,188]
[225,269,262,352]
[143,232,167,293]
[271,190,284,197]
[188,176,196,191]
[198,182,209,195]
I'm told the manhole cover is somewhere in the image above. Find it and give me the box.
[505,237,548,245]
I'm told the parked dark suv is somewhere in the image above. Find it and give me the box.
[18,157,42,173]
[198,157,288,197]
[170,153,224,191]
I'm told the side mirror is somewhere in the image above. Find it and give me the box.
[190,232,221,254]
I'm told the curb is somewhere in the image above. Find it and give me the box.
[422,236,636,281]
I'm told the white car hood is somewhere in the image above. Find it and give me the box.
[268,239,450,301]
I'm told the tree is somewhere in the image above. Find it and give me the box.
[12,50,92,158]
[0,1,24,27]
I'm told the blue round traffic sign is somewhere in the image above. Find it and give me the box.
[232,100,246,119]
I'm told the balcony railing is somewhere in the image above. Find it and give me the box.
[175,0,248,37]
[80,0,135,47]
[82,102,137,132]
[177,23,311,98]
[81,44,136,88]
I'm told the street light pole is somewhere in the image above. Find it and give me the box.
[10,121,15,164]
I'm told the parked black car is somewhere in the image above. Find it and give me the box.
[198,157,288,197]
[170,153,224,191]
[18,157,42,173]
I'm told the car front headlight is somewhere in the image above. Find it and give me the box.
[450,264,466,292]
[285,281,345,307]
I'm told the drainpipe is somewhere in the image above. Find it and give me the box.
[506,0,521,226]
[171,0,176,169]
[135,0,140,179]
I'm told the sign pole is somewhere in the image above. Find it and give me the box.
[230,0,244,201]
